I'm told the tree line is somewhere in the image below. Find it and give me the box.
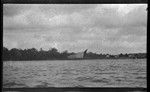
[3,47,146,61]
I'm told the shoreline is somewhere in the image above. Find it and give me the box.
[3,58,147,61]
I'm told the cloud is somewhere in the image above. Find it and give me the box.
[3,4,147,31]
[123,5,147,28]
[3,4,147,54]
[39,4,97,14]
[3,4,32,17]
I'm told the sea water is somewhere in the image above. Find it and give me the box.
[3,59,146,88]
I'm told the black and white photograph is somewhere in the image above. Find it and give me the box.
[3,3,147,92]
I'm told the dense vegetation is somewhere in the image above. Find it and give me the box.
[3,47,146,61]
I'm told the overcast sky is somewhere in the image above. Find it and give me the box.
[3,4,147,54]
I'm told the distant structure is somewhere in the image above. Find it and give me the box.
[128,54,136,59]
[106,54,110,58]
[114,55,119,58]
[68,49,88,59]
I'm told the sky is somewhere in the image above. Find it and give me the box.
[3,4,147,54]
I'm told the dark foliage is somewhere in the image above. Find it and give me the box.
[3,47,146,61]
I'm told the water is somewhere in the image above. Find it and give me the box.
[3,59,147,88]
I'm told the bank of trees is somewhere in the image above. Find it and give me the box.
[3,47,146,61]
[3,47,71,61]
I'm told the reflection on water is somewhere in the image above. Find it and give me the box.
[3,59,146,88]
